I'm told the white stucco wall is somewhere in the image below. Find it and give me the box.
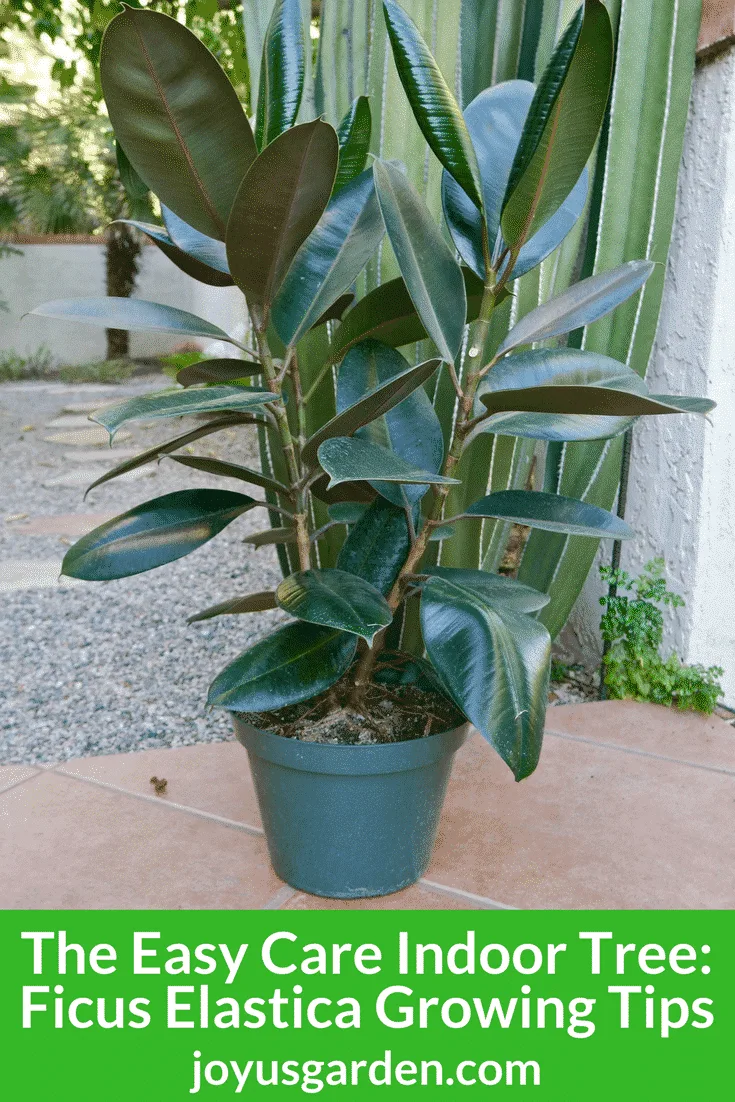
[0,243,244,363]
[566,47,735,705]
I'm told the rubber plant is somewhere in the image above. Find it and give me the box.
[33,3,712,882]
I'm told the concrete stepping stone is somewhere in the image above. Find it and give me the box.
[43,467,155,488]
[62,401,116,414]
[0,560,83,592]
[62,447,140,464]
[43,427,131,447]
[45,415,101,430]
[14,514,116,536]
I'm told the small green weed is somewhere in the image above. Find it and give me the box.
[59,359,134,384]
[0,346,57,381]
[599,558,724,714]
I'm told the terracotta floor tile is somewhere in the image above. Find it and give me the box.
[0,771,280,909]
[56,741,261,828]
[547,700,735,771]
[0,765,39,794]
[427,732,735,909]
[282,883,482,910]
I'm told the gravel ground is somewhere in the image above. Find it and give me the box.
[1,379,287,764]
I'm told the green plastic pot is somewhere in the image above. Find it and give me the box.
[232,717,470,899]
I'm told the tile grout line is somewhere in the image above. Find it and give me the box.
[46,766,265,836]
[419,879,516,910]
[0,770,42,797]
[262,885,299,910]
[545,728,735,776]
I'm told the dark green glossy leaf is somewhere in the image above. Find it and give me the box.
[502,0,613,247]
[100,8,255,240]
[312,293,355,329]
[421,574,551,780]
[61,489,254,581]
[208,622,358,711]
[463,490,634,538]
[479,347,648,397]
[92,387,277,437]
[497,262,655,356]
[226,120,339,317]
[116,141,150,221]
[327,503,370,525]
[244,527,296,547]
[29,298,244,348]
[317,436,460,490]
[335,96,372,192]
[442,78,589,279]
[382,0,481,208]
[188,592,278,624]
[176,359,263,387]
[428,525,455,542]
[255,0,305,149]
[647,395,716,415]
[336,340,444,507]
[337,497,412,595]
[479,379,708,417]
[276,568,392,643]
[302,355,441,467]
[272,168,384,347]
[478,411,635,443]
[161,205,231,276]
[167,455,289,497]
[311,475,377,507]
[373,160,466,364]
[82,415,256,496]
[329,267,492,363]
[114,219,234,287]
[424,566,550,613]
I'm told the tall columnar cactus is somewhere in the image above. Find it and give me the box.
[296,0,702,640]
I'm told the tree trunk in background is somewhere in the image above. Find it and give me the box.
[105,221,141,360]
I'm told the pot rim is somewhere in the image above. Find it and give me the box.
[232,716,471,776]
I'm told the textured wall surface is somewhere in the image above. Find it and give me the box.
[0,244,243,364]
[567,47,735,705]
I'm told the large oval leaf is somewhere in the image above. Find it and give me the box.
[318,436,460,490]
[479,347,647,397]
[161,206,231,276]
[176,360,263,387]
[61,489,255,581]
[442,82,589,280]
[277,568,392,644]
[272,168,384,347]
[336,340,444,507]
[335,96,372,192]
[442,80,535,276]
[501,0,613,248]
[425,567,550,613]
[100,8,255,240]
[29,298,245,348]
[421,575,551,780]
[337,497,412,595]
[92,387,277,437]
[115,219,233,287]
[302,355,441,468]
[207,622,357,711]
[188,591,278,624]
[462,490,634,538]
[255,0,305,149]
[478,411,635,443]
[329,267,489,364]
[496,261,655,357]
[83,414,255,496]
[226,120,339,317]
[167,455,289,498]
[480,387,710,418]
[382,0,481,208]
[373,160,467,364]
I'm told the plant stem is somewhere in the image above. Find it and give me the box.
[252,317,312,572]
[349,278,499,706]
